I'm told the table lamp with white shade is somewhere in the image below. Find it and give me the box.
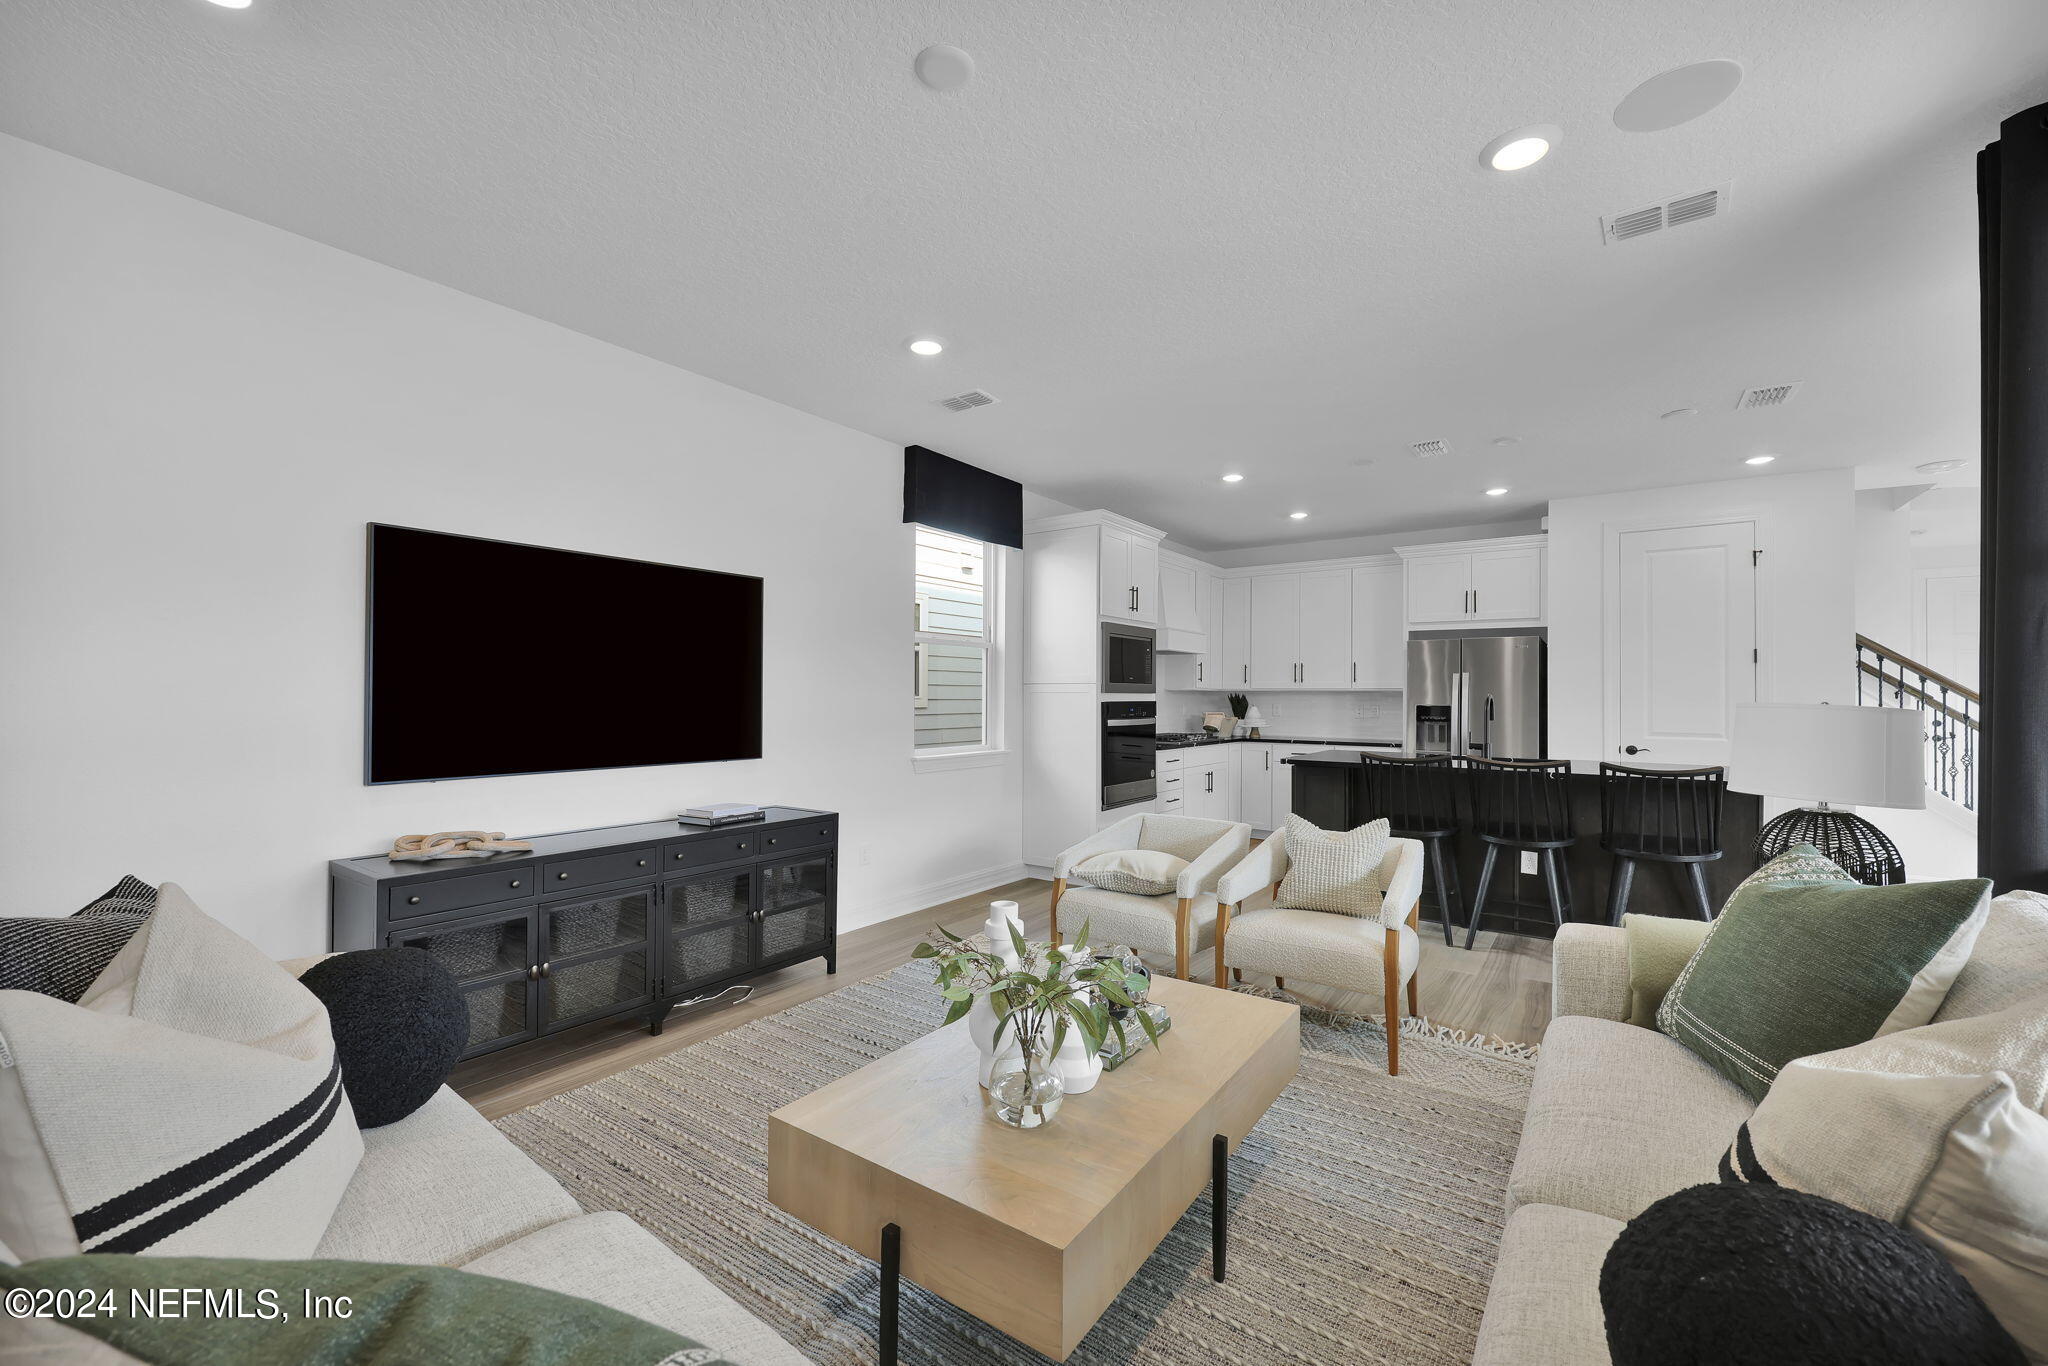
[1728,703,1927,885]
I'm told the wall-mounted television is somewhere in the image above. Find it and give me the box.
[365,524,762,784]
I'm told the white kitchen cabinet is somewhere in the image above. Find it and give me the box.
[1350,562,1405,689]
[1183,751,1231,821]
[1191,566,1222,688]
[1469,545,1543,622]
[1398,536,1546,628]
[1297,570,1351,688]
[1098,526,1161,624]
[1237,743,1275,830]
[1248,575,1299,688]
[1159,557,1200,637]
[1220,577,1251,690]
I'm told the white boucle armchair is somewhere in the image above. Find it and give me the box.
[1051,814,1252,979]
[1216,833,1426,1074]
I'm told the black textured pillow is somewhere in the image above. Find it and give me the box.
[0,876,157,1001]
[1601,1182,2024,1366]
[298,948,466,1128]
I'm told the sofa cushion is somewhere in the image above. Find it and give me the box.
[1471,1204,1623,1366]
[314,1086,580,1266]
[462,1211,808,1366]
[1074,848,1188,897]
[1276,815,1390,918]
[1223,906,1414,994]
[1936,889,2048,1022]
[1511,1016,1753,1222]
[1056,886,1218,954]
[0,876,155,1003]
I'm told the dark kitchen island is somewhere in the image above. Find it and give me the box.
[1283,750,1763,936]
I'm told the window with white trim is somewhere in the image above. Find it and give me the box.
[913,526,997,752]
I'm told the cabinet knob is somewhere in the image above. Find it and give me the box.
[510,880,521,888]
[820,828,829,836]
[636,859,647,867]
[557,872,568,880]
[675,852,685,860]
[738,841,748,850]
[527,964,539,981]
[407,895,421,905]
[768,837,777,846]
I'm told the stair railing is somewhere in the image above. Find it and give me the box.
[1854,635,1978,811]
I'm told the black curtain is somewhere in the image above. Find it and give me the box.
[1978,102,2048,891]
[902,446,1023,548]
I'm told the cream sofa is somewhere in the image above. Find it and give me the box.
[1473,893,2048,1366]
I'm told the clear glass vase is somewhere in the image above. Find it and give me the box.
[987,1048,1065,1128]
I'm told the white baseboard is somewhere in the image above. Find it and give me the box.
[846,860,1033,929]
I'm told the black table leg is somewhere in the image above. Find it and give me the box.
[1212,1134,1228,1281]
[879,1222,900,1366]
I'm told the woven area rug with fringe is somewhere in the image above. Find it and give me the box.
[496,962,1537,1366]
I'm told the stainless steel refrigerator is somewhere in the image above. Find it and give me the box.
[1407,635,1546,759]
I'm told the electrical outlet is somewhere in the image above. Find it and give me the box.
[1520,851,1539,876]
[859,844,872,867]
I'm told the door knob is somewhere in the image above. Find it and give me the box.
[1622,744,1651,755]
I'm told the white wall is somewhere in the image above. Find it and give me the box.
[1546,469,1857,761]
[1854,489,1915,649]
[0,136,1022,956]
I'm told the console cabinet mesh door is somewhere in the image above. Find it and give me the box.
[391,907,536,1057]
[539,886,654,1032]
[758,852,834,963]
[666,862,755,993]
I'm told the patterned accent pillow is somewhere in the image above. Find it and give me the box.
[1076,849,1188,898]
[1277,815,1391,918]
[1656,844,1991,1101]
[0,876,157,1002]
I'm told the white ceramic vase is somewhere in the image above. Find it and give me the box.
[970,901,1025,1089]
[1049,994,1103,1095]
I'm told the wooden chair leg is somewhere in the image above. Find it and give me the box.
[1463,844,1500,950]
[1405,904,1420,1017]
[1049,878,1065,945]
[1174,897,1191,980]
[1231,968,1243,984]
[1214,902,1232,987]
[1383,928,1402,1076]
[1274,976,1286,992]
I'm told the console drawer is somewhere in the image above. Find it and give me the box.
[389,866,537,921]
[753,820,838,857]
[544,847,657,893]
[664,830,768,870]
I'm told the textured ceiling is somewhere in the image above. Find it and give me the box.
[5,0,2042,549]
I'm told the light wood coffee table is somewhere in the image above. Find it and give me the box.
[767,975,1299,1362]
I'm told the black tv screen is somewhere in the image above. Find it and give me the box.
[365,525,762,784]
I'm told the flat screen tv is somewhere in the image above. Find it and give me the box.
[365,524,762,784]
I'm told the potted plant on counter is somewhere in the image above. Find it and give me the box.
[914,918,1159,1129]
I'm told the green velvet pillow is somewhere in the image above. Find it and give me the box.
[1655,845,1991,1100]
[0,1254,732,1366]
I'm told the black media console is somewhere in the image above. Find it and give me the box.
[329,808,837,1060]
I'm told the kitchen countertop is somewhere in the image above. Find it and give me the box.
[1279,748,1715,776]
[1155,734,1404,752]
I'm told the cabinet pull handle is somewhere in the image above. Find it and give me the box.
[510,879,521,888]
[738,841,749,850]
[768,838,778,846]
[1473,589,1479,614]
[557,872,569,880]
[527,964,539,981]
[1243,665,1248,683]
[676,852,685,860]
[539,961,551,978]
[636,858,647,867]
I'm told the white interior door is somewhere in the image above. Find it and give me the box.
[1915,570,1980,691]
[1616,522,1757,766]
[1295,570,1352,688]
[1248,574,1300,688]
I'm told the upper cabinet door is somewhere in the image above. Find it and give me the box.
[1158,558,1199,634]
[1220,577,1252,689]
[1469,546,1543,623]
[1099,527,1132,619]
[1248,574,1301,688]
[1295,570,1352,688]
[1405,555,1473,625]
[1128,538,1160,625]
[1350,563,1405,689]
[1194,569,1222,687]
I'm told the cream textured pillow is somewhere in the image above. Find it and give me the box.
[1277,815,1390,918]
[1076,848,1188,897]
[1725,997,2048,1358]
[0,884,362,1262]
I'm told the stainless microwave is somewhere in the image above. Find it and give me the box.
[1101,622,1155,693]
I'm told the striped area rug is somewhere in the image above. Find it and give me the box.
[497,962,1535,1366]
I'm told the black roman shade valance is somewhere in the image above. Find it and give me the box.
[903,445,1023,549]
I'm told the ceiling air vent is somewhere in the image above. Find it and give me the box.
[1735,381,1803,410]
[934,389,999,413]
[1409,439,1450,459]
[1601,181,1732,244]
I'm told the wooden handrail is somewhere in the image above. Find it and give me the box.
[1855,634,1979,703]
[1857,660,1980,729]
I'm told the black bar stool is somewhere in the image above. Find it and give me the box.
[1462,758,1577,948]
[1357,754,1463,946]
[1598,763,1727,922]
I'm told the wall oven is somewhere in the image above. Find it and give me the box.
[1101,622,1156,694]
[1101,701,1157,809]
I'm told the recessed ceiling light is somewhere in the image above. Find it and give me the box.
[913,45,976,92]
[1744,454,1776,466]
[906,337,944,356]
[1916,459,1967,473]
[1661,407,1700,421]
[204,0,254,7]
[1491,437,1521,448]
[1289,511,1309,520]
[1485,487,1509,497]
[1221,472,1245,483]
[1481,124,1561,172]
[1614,60,1744,133]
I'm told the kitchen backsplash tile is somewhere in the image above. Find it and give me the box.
[1159,689,1404,741]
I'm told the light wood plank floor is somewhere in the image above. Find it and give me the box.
[453,877,1553,1121]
